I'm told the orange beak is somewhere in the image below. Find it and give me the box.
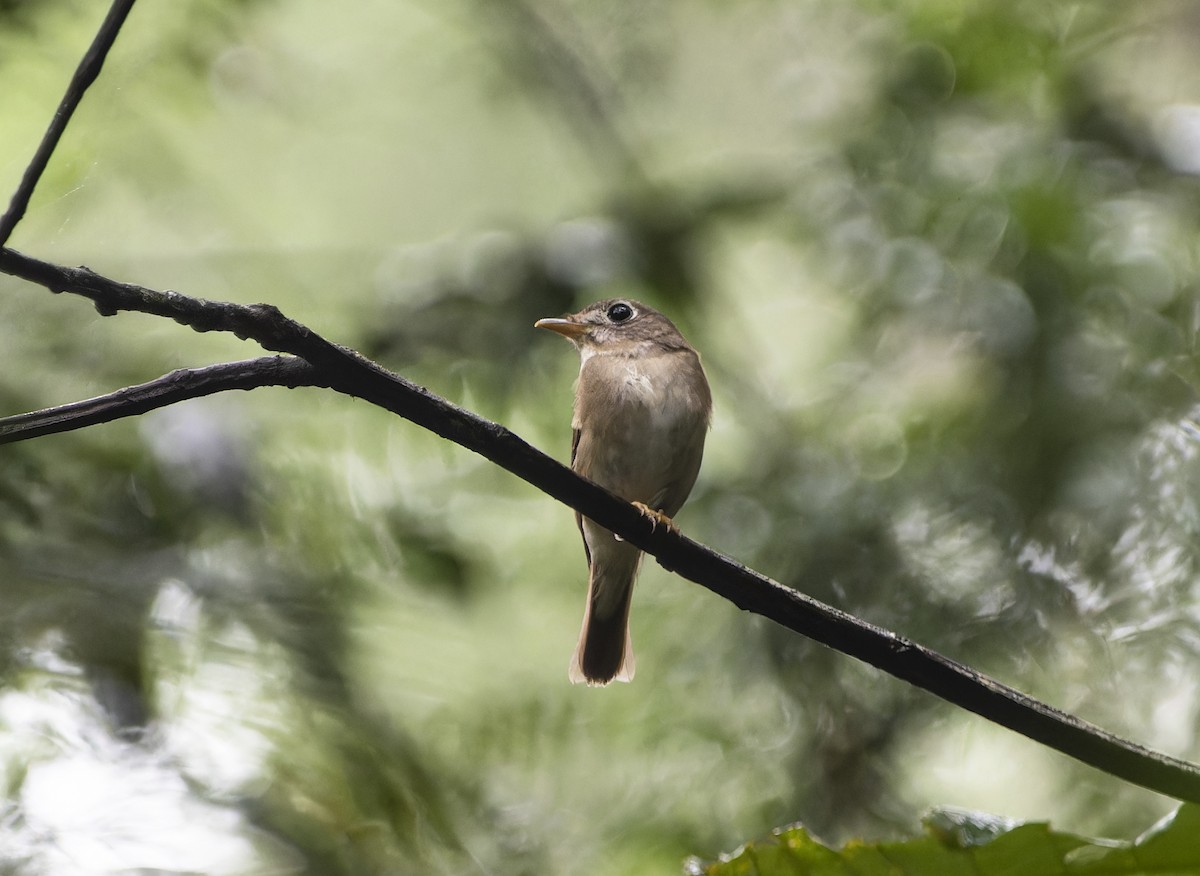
[534,317,587,339]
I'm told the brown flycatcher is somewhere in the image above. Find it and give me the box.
[535,299,712,685]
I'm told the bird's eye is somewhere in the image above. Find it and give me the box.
[606,302,634,323]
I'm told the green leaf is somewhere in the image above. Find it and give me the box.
[690,804,1200,876]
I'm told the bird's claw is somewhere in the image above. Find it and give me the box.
[632,502,678,535]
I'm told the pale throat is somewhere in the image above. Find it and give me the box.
[577,338,666,367]
[579,344,697,419]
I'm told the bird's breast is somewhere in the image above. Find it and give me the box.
[619,361,661,404]
[572,349,710,505]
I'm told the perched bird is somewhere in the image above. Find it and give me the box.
[535,299,712,685]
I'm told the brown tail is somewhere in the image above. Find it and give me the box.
[569,542,641,685]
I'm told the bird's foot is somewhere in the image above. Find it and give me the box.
[633,502,681,571]
[632,502,678,535]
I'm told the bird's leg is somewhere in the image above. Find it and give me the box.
[632,501,679,535]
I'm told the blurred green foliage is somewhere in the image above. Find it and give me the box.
[695,803,1200,876]
[3,0,1200,873]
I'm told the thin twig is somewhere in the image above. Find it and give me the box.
[0,356,322,444]
[2,244,1199,804]
[0,0,138,246]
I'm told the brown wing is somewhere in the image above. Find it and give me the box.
[571,427,591,566]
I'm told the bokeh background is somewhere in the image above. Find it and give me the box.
[3,0,1200,873]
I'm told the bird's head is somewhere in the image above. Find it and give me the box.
[535,299,691,355]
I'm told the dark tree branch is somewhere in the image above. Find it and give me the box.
[0,356,322,444]
[3,244,1200,804]
[0,0,138,246]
